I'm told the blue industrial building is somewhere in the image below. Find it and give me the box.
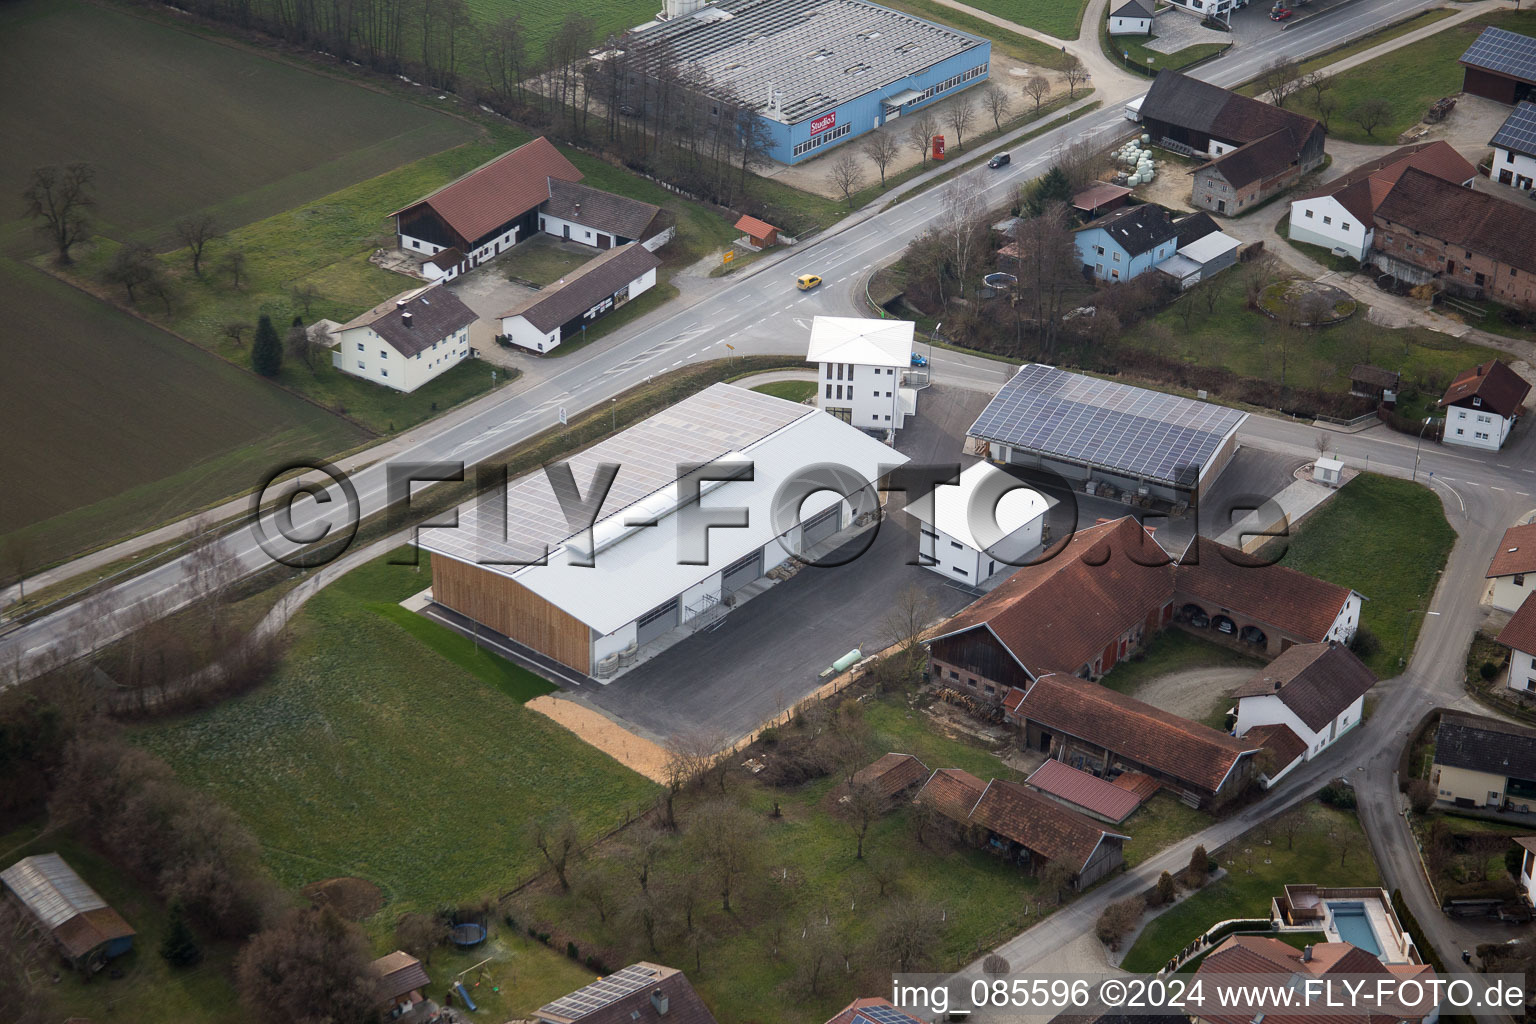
[625,0,992,165]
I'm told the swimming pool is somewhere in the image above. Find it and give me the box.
[1329,901,1381,955]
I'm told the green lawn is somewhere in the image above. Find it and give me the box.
[751,380,819,403]
[1276,473,1456,676]
[545,283,681,357]
[499,236,601,287]
[1101,23,1229,76]
[1278,212,1362,273]
[1276,10,1536,144]
[948,0,1090,39]
[886,0,1080,69]
[1099,631,1263,698]
[1121,801,1378,972]
[1123,794,1215,869]
[133,550,656,918]
[1239,8,1457,93]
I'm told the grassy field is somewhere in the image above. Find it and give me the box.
[1273,9,1536,144]
[751,380,819,402]
[1120,800,1378,972]
[500,236,601,287]
[1242,7,1457,88]
[887,0,1080,69]
[948,0,1091,39]
[134,551,657,917]
[1276,474,1456,676]
[1101,23,1229,76]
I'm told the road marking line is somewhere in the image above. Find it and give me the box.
[1519,492,1532,497]
[1491,486,1506,492]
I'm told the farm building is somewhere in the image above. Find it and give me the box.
[1108,0,1153,35]
[1025,758,1149,823]
[968,778,1129,888]
[1459,26,1536,105]
[1071,181,1133,218]
[620,0,991,165]
[331,281,480,392]
[851,752,930,800]
[1,853,135,970]
[1491,101,1536,191]
[1289,142,1476,262]
[538,961,717,1024]
[371,950,430,1016]
[419,383,903,679]
[499,243,661,353]
[1372,168,1536,312]
[539,181,664,250]
[1497,593,1536,693]
[1487,521,1536,613]
[1156,225,1240,290]
[915,767,988,821]
[807,315,918,432]
[1437,358,1531,450]
[902,461,1049,586]
[968,364,1247,504]
[1349,364,1401,402]
[1232,641,1377,766]
[1431,711,1536,810]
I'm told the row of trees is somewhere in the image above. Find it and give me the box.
[1255,56,1392,137]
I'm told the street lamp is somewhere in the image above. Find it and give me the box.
[930,322,940,369]
[1411,417,1433,483]
[611,397,617,431]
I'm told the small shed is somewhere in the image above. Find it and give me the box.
[1070,182,1133,218]
[1,853,135,970]
[1109,0,1154,36]
[851,753,930,801]
[1350,364,1400,403]
[735,214,780,249]
[1313,457,1344,488]
[372,950,431,1014]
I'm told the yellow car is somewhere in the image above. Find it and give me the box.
[796,274,822,291]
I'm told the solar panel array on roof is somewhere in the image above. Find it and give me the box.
[1460,26,1536,84]
[1492,100,1536,157]
[857,1005,925,1024]
[539,963,660,1020]
[969,365,1247,488]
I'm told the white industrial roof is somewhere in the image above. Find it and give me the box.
[1179,229,1241,264]
[1157,253,1202,282]
[1,854,109,930]
[903,462,1049,551]
[806,315,914,367]
[420,384,908,635]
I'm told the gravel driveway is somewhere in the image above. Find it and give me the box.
[1125,665,1255,722]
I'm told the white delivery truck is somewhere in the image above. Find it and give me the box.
[1124,96,1144,121]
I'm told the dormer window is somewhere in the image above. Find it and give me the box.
[1473,396,1482,407]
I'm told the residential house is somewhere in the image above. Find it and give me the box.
[499,243,661,353]
[1,853,135,970]
[538,180,663,250]
[1108,0,1153,35]
[824,998,926,1024]
[1438,358,1531,450]
[1491,101,1536,191]
[1289,141,1477,262]
[1074,203,1182,281]
[902,462,1049,586]
[420,384,904,678]
[1025,758,1149,823]
[1350,364,1400,402]
[1158,0,1237,25]
[331,282,479,393]
[1431,711,1536,810]
[1487,521,1536,613]
[968,778,1129,888]
[371,950,430,1017]
[1192,126,1322,217]
[1271,885,1420,963]
[1232,641,1377,772]
[1498,593,1536,693]
[1005,673,1261,809]
[537,962,717,1024]
[851,753,930,802]
[1372,168,1536,311]
[1459,26,1536,105]
[806,316,917,432]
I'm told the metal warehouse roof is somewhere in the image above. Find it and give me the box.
[1,853,111,929]
[623,0,985,124]
[969,364,1247,488]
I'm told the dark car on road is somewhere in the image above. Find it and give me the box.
[988,153,1011,169]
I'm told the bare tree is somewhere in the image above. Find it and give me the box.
[981,81,1012,131]
[1350,97,1392,138]
[1259,57,1303,108]
[286,318,317,370]
[939,179,987,301]
[236,907,380,1024]
[619,831,667,893]
[0,537,31,606]
[1314,90,1339,133]
[794,916,837,995]
[291,283,321,318]
[910,794,945,847]
[0,900,48,1024]
[394,912,448,966]
[1200,267,1234,314]
[103,242,163,304]
[1314,430,1330,458]
[846,782,885,859]
[884,584,938,683]
[828,150,866,209]
[870,897,942,971]
[223,321,253,347]
[220,248,247,289]
[905,111,939,168]
[182,516,240,641]
[533,813,581,891]
[688,798,762,913]
[23,163,95,264]
[173,214,220,278]
[1009,203,1083,359]
[945,94,977,150]
[1038,860,1076,904]
[1024,75,1051,113]
[861,130,900,187]
[1062,57,1088,98]
[574,862,615,922]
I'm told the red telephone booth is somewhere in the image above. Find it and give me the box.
[932,134,946,161]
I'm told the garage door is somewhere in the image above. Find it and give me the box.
[721,550,762,596]
[801,505,840,550]
[636,597,679,646]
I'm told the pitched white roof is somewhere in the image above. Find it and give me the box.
[1180,230,1241,264]
[1,854,110,929]
[806,316,914,367]
[903,462,1049,551]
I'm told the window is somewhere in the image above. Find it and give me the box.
[948,669,959,680]
[1456,428,1464,435]
[885,391,892,398]
[1323,216,1332,225]
[1112,252,1121,263]
[1304,209,1314,219]
[826,364,834,379]
[920,528,937,539]
[884,414,891,421]
[380,369,388,377]
[379,350,387,359]
[1342,222,1351,231]
[835,385,843,400]
[1510,150,1517,164]
[872,391,878,398]
[825,384,832,398]
[954,566,968,576]
[356,342,364,351]
[950,540,963,549]
[792,121,852,157]
[836,364,843,380]
[410,239,420,249]
[1095,245,1105,256]
[1516,574,1526,586]
[356,360,365,369]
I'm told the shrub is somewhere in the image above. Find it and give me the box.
[1186,845,1210,887]
[1095,896,1146,947]
[1481,661,1498,681]
[1320,780,1357,810]
[1154,871,1177,907]
[567,940,579,960]
[159,901,202,967]
[1349,626,1381,660]
[758,727,779,746]
[1407,778,1436,815]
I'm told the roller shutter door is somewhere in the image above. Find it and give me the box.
[636,596,679,645]
[801,505,840,549]
[722,550,762,596]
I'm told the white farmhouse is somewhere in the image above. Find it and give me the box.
[331,282,479,393]
[499,244,660,353]
[806,316,917,433]
[1491,101,1536,193]
[1108,0,1152,35]
[1499,593,1536,694]
[903,462,1049,586]
[1288,141,1475,262]
[1439,359,1531,451]
[1234,641,1377,784]
[1488,522,1536,614]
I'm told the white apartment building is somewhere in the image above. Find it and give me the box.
[331,282,479,393]
[806,316,917,433]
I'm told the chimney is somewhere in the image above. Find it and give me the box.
[574,202,582,217]
[401,310,413,327]
[651,988,669,1015]
[1302,945,1313,962]
[1274,680,1282,691]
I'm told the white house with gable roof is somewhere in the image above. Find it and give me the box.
[904,462,1049,586]
[806,316,917,433]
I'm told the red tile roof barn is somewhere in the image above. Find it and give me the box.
[1296,141,1476,223]
[916,768,987,823]
[1025,759,1146,822]
[1015,674,1258,794]
[391,136,582,245]
[968,778,1128,871]
[930,518,1173,676]
[1487,522,1536,577]
[1439,359,1532,418]
[1233,642,1377,731]
[1378,169,1536,280]
[1175,538,1354,642]
[1498,592,1536,655]
[851,753,930,798]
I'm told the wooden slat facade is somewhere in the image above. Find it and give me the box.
[432,556,592,674]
